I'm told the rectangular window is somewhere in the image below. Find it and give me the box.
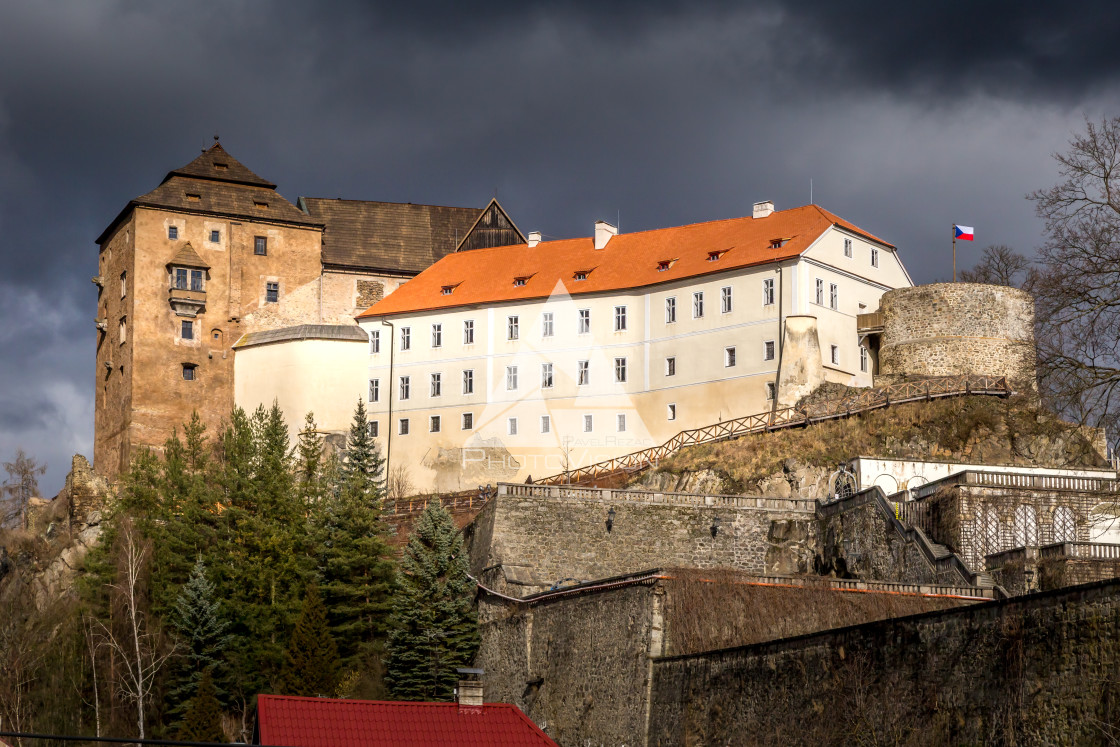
[665,297,677,323]
[463,320,475,344]
[462,412,474,430]
[583,414,593,433]
[614,305,627,331]
[541,363,554,388]
[542,312,554,337]
[508,417,518,436]
[667,404,676,421]
[182,363,195,381]
[463,369,474,394]
[721,286,733,314]
[430,373,442,397]
[725,347,736,367]
[120,271,127,299]
[844,237,853,258]
[614,357,627,383]
[578,360,589,386]
[399,418,409,435]
[431,324,442,348]
[430,415,441,433]
[506,365,518,390]
[666,357,676,376]
[829,283,838,310]
[174,267,188,290]
[369,421,379,438]
[369,330,380,354]
[860,346,869,372]
[265,282,279,304]
[617,413,627,432]
[871,247,879,267]
[399,376,410,400]
[369,379,379,403]
[763,278,775,306]
[168,226,178,240]
[400,327,411,351]
[693,291,704,318]
[508,315,519,341]
[191,270,204,292]
[767,382,776,400]
[764,340,776,361]
[181,320,194,340]
[815,278,824,305]
[578,309,591,334]
[540,415,551,434]
[210,229,220,243]
[831,344,839,365]
[254,236,267,255]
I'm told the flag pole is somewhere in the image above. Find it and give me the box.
[952,226,957,282]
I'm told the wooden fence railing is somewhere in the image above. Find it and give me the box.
[539,375,1011,486]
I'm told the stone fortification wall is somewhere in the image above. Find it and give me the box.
[465,489,817,594]
[648,578,1120,745]
[877,282,1036,389]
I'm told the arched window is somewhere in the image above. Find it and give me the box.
[980,505,1001,558]
[1013,504,1037,547]
[1053,506,1077,543]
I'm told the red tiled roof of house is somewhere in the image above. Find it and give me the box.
[255,694,559,747]
[357,203,893,318]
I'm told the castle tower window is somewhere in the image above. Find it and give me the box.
[119,317,127,344]
[168,226,178,240]
[120,271,127,299]
[265,282,279,303]
[254,236,267,255]
[182,363,197,381]
[181,320,194,340]
[210,230,220,243]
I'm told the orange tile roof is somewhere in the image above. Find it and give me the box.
[357,204,894,318]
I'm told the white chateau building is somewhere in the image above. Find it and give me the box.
[351,201,913,493]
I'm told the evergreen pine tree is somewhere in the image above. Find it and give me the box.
[295,411,325,505]
[340,398,383,503]
[385,503,479,701]
[279,583,340,697]
[166,557,230,727]
[178,669,224,743]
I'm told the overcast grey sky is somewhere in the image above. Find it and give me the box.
[2,0,1118,494]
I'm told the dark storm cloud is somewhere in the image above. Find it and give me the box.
[0,0,1117,493]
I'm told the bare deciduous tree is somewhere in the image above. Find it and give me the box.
[387,464,414,501]
[1028,116,1120,454]
[0,579,45,747]
[2,449,46,527]
[959,244,1035,287]
[93,518,175,739]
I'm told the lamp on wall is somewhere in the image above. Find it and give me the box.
[710,515,721,538]
[606,507,616,533]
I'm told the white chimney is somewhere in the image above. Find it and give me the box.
[527,231,542,248]
[594,220,617,250]
[457,668,485,709]
[753,200,775,219]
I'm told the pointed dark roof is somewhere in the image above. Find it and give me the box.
[298,197,494,274]
[166,242,210,270]
[163,142,276,189]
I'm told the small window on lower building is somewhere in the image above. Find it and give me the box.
[266,282,279,303]
[508,417,518,436]
[254,236,268,255]
[764,340,776,361]
[462,413,474,430]
[583,414,593,432]
[617,413,627,432]
[368,421,379,438]
[830,344,839,365]
[182,363,197,381]
[430,416,441,433]
[667,404,677,421]
[766,382,776,400]
[181,320,194,340]
[541,415,551,434]
[725,347,736,367]
[210,229,220,243]
[399,418,410,435]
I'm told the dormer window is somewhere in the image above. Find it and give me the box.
[513,276,530,287]
[440,284,458,296]
[185,193,201,202]
[769,238,785,249]
[573,270,592,281]
[214,162,229,171]
[254,201,269,209]
[657,259,678,272]
[707,250,726,262]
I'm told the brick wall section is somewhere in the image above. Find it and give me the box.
[878,282,1036,389]
[465,494,817,593]
[648,578,1120,745]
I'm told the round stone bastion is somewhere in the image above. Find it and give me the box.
[877,282,1036,389]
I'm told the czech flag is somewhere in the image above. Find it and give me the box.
[954,224,974,241]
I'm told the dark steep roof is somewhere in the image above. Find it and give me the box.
[164,142,276,188]
[298,198,485,274]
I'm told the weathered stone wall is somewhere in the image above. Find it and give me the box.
[878,282,1036,389]
[648,578,1120,745]
[466,493,817,593]
[1041,556,1120,590]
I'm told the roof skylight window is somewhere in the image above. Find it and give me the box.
[707,251,726,262]
[573,270,592,281]
[513,277,529,287]
[657,259,678,272]
[185,193,201,202]
[440,285,457,296]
